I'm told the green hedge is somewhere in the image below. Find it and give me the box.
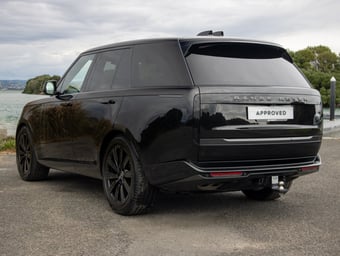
[0,137,15,152]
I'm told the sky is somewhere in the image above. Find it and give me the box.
[0,0,339,80]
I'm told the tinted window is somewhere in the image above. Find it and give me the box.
[59,54,95,94]
[132,41,191,87]
[86,49,131,91]
[184,42,310,87]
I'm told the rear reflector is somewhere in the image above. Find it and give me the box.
[210,171,243,177]
[301,166,319,172]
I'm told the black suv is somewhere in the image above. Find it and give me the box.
[16,35,322,215]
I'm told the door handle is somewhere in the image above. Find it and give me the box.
[56,94,73,101]
[101,100,116,104]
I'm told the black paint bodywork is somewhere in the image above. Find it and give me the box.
[17,38,322,192]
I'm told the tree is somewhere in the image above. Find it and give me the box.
[294,49,315,69]
[305,45,338,72]
[290,45,340,107]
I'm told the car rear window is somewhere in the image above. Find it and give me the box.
[182,42,310,87]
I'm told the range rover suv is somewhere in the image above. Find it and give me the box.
[16,34,323,215]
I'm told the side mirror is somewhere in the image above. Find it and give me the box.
[43,80,57,95]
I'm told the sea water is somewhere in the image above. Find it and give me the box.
[0,90,47,137]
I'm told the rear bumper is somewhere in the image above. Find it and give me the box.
[146,155,321,192]
[198,135,322,162]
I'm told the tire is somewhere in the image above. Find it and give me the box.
[16,126,49,181]
[242,181,292,201]
[102,136,156,215]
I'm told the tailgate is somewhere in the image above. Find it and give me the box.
[197,87,322,165]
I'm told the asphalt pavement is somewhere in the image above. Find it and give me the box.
[1,133,340,256]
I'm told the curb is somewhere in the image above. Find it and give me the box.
[323,120,340,134]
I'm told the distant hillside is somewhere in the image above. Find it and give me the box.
[0,80,26,90]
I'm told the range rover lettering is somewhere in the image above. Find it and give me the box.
[16,32,323,215]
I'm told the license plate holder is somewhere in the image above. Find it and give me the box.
[271,176,279,190]
[271,176,279,185]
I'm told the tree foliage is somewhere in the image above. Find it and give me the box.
[290,45,340,107]
[23,74,60,94]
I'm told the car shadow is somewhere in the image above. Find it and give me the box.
[44,169,303,220]
[152,191,292,216]
[46,170,103,194]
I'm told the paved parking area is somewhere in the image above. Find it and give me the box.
[1,136,340,256]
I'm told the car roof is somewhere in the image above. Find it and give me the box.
[83,37,284,54]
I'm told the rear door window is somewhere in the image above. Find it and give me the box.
[86,48,131,91]
[132,41,191,87]
[183,42,310,87]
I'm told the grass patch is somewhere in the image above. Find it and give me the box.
[0,137,16,152]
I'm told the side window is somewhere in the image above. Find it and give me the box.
[86,49,131,91]
[132,41,191,87]
[59,54,95,94]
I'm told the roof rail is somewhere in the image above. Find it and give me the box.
[197,30,224,36]
[197,30,213,36]
[212,31,224,36]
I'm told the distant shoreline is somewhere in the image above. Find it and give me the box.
[0,79,26,91]
[0,88,23,91]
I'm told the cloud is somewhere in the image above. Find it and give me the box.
[0,0,339,79]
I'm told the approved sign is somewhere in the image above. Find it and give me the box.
[247,105,294,120]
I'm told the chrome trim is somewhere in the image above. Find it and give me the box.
[185,155,321,174]
[212,124,319,130]
[223,136,313,143]
[199,136,321,146]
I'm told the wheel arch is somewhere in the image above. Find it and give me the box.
[98,128,140,177]
[16,120,41,152]
[17,120,38,147]
[16,120,28,137]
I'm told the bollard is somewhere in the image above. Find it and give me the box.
[330,76,336,121]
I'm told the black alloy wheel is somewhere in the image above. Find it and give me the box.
[17,128,32,176]
[16,126,49,181]
[104,143,132,205]
[102,136,156,215]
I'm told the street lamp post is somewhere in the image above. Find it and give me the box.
[330,76,336,121]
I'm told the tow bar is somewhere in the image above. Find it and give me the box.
[272,176,289,193]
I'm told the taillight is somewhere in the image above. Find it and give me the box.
[301,166,319,172]
[193,94,200,143]
[210,171,243,177]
